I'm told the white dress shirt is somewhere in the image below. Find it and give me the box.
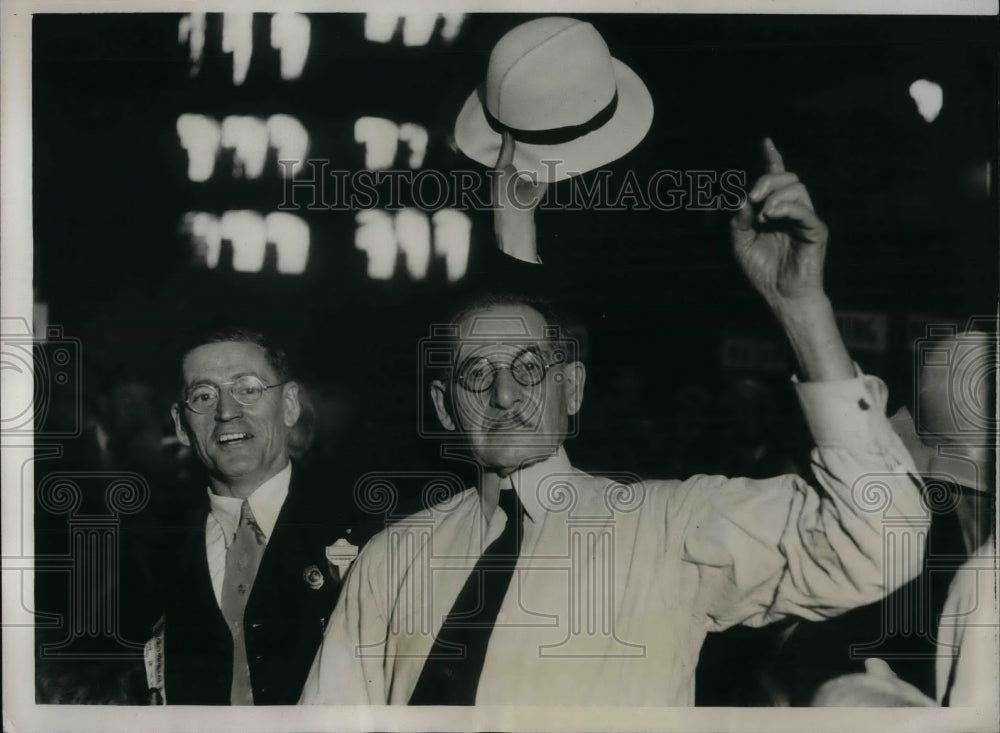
[205,463,292,607]
[300,373,927,706]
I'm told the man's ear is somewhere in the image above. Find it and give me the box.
[281,381,301,428]
[561,362,587,416]
[430,379,456,431]
[171,403,192,447]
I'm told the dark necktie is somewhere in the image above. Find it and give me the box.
[220,500,266,705]
[409,487,525,705]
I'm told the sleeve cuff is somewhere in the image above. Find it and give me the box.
[792,364,890,447]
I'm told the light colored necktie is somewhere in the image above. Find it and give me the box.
[220,499,266,705]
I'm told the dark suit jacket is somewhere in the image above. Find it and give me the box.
[160,463,371,704]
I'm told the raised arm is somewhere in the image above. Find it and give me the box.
[674,141,928,628]
[731,138,854,382]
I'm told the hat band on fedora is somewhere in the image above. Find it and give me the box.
[484,90,619,146]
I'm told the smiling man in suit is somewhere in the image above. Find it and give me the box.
[153,327,359,705]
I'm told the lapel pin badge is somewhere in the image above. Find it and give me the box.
[303,565,325,590]
[325,537,359,578]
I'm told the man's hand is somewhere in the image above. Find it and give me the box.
[493,131,548,263]
[731,138,828,312]
[733,138,853,382]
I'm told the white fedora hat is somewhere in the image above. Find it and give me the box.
[454,17,654,183]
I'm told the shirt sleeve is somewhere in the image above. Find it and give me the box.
[677,371,929,630]
[299,533,389,705]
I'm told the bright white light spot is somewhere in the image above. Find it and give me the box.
[221,210,267,272]
[177,114,221,182]
[432,210,471,282]
[271,13,310,81]
[909,79,943,123]
[439,14,465,43]
[267,114,310,178]
[355,210,397,280]
[355,117,400,170]
[395,209,431,279]
[221,116,269,180]
[178,13,207,75]
[183,212,221,268]
[364,13,465,47]
[398,123,429,169]
[364,13,400,43]
[222,12,254,85]
[265,212,310,275]
[401,13,439,47]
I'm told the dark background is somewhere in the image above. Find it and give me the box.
[30,12,997,704]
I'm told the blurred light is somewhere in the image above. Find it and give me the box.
[909,79,943,123]
[222,12,254,85]
[177,114,221,182]
[363,13,466,46]
[183,212,222,268]
[355,117,399,170]
[265,212,310,274]
[432,210,471,282]
[398,123,428,169]
[355,117,428,170]
[221,210,267,272]
[400,13,438,47]
[395,209,431,279]
[354,209,470,282]
[363,13,400,43]
[270,12,310,80]
[179,114,309,180]
[355,210,397,280]
[439,13,465,43]
[178,13,207,75]
[221,116,269,179]
[185,211,311,274]
[267,114,310,178]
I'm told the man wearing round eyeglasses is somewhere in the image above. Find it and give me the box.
[172,340,299,499]
[152,329,357,706]
[300,137,929,707]
[430,304,585,480]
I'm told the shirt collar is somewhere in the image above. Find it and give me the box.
[207,462,292,542]
[480,446,574,523]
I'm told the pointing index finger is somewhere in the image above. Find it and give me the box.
[763,137,785,174]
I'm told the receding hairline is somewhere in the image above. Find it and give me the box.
[176,327,292,393]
